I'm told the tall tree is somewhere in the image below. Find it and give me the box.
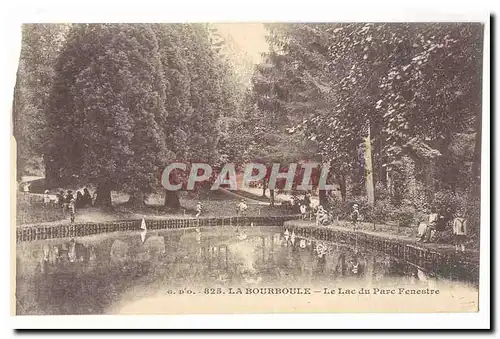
[13,24,69,180]
[46,24,169,207]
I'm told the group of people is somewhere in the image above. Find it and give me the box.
[53,188,95,223]
[417,207,468,252]
[290,193,312,219]
[316,203,360,228]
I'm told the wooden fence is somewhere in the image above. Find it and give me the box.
[16,215,301,243]
[285,223,479,284]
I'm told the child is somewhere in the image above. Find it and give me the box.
[68,196,76,223]
[237,199,248,216]
[43,190,51,206]
[351,204,360,231]
[452,211,467,252]
[316,205,327,226]
[299,204,307,219]
[23,182,30,195]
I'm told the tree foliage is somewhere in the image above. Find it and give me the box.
[13,24,69,179]
[253,23,483,202]
[44,23,238,207]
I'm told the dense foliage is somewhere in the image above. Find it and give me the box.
[42,24,238,207]
[240,23,483,232]
[14,23,484,238]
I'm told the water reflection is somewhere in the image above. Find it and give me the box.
[16,226,472,315]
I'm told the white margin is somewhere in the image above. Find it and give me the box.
[2,0,492,332]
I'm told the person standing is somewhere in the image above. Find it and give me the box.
[43,190,51,206]
[417,206,430,242]
[316,205,329,226]
[300,204,307,219]
[76,191,84,209]
[68,195,76,223]
[452,211,468,252]
[23,182,30,195]
[195,201,203,218]
[83,188,92,207]
[64,190,74,215]
[350,204,360,231]
[422,208,438,243]
[237,199,248,216]
[57,190,65,208]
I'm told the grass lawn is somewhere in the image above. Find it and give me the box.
[16,189,292,226]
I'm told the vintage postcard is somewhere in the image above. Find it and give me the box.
[9,4,490,330]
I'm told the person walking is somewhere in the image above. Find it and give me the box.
[452,210,468,252]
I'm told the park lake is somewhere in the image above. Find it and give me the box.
[16,226,478,315]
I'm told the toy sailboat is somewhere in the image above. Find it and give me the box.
[140,218,147,243]
[299,239,306,248]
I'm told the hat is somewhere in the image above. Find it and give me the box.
[44,190,49,194]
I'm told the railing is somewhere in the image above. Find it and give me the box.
[16,215,301,243]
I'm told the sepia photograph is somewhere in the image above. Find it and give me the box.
[8,9,490,329]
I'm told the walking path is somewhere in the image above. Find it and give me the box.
[284,220,480,263]
[237,186,320,206]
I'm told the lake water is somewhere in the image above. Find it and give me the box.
[15,226,479,315]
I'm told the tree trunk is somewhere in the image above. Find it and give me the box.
[472,128,481,196]
[364,119,375,206]
[262,180,267,197]
[126,192,146,207]
[95,184,112,208]
[319,189,327,207]
[387,168,394,199]
[339,174,347,202]
[269,189,275,206]
[164,190,181,210]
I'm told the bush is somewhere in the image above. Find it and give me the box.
[325,194,344,216]
[372,199,395,223]
[392,204,417,227]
